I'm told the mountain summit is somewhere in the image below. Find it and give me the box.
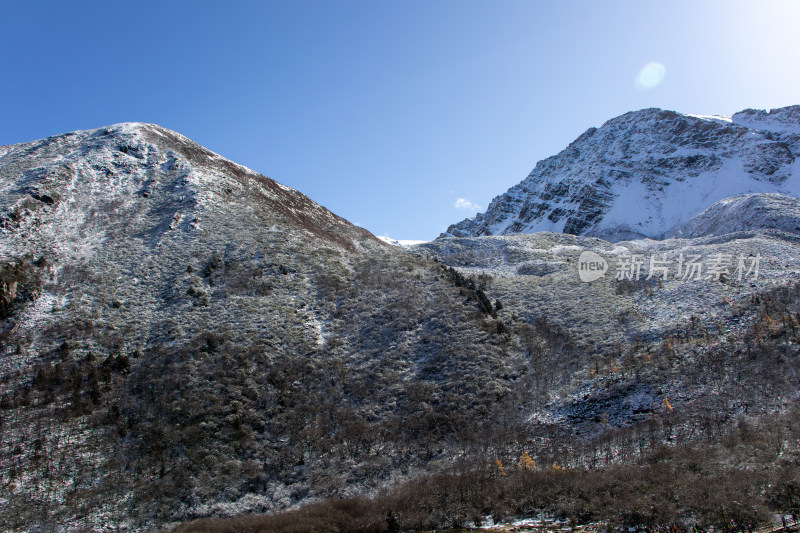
[0,123,522,530]
[0,122,381,264]
[442,106,800,241]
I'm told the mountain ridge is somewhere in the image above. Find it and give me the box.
[442,105,800,242]
[0,122,528,530]
[4,118,800,532]
[0,121,385,263]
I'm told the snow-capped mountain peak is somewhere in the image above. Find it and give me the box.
[441,105,800,242]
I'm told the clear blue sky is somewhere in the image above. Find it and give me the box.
[2,1,799,240]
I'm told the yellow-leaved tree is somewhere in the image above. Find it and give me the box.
[518,451,536,471]
[662,395,673,412]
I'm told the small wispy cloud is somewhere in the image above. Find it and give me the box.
[454,198,480,211]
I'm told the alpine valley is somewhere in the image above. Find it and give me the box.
[3,108,800,532]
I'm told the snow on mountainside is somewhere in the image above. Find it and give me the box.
[0,122,384,264]
[376,236,428,247]
[0,121,392,377]
[442,106,800,242]
[668,193,800,239]
[0,123,526,530]
[7,121,800,532]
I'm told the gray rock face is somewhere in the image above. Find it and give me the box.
[442,106,800,241]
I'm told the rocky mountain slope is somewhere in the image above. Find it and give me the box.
[3,122,800,532]
[0,124,527,531]
[443,106,800,241]
[0,123,385,358]
[424,193,800,431]
[667,192,800,238]
[417,217,800,419]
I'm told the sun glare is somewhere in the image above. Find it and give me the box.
[635,61,666,90]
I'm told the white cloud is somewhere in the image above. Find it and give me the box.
[454,198,481,211]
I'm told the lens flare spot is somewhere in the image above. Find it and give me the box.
[635,62,666,90]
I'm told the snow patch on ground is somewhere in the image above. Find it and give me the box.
[378,236,429,247]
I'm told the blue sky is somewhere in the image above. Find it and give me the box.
[2,1,799,240]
